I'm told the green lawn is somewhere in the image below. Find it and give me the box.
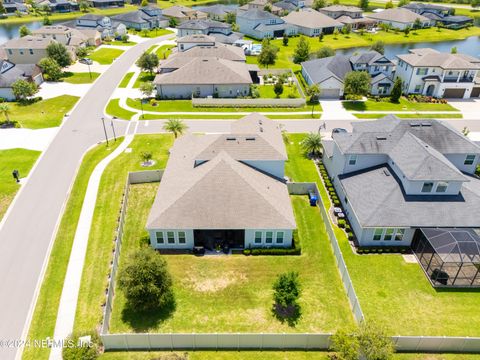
[343,97,458,112]
[23,141,122,360]
[128,28,174,38]
[104,40,137,46]
[132,72,156,88]
[139,113,321,120]
[109,193,352,334]
[257,84,301,99]
[126,98,316,113]
[118,72,134,88]
[61,72,100,84]
[156,44,175,60]
[105,99,136,120]
[89,48,125,65]
[0,5,137,24]
[74,135,174,334]
[7,95,79,129]
[355,113,463,119]
[286,134,480,337]
[247,27,480,71]
[0,149,40,221]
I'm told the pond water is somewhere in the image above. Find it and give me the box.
[336,35,480,58]
[0,19,63,45]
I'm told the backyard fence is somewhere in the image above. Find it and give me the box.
[99,174,480,353]
[192,98,306,108]
[287,182,365,324]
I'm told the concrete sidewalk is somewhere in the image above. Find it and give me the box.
[49,121,138,360]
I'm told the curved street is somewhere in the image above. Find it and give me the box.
[0,33,173,360]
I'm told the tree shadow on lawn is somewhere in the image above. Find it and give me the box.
[342,101,366,111]
[121,295,176,332]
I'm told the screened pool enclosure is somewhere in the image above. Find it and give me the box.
[411,228,480,288]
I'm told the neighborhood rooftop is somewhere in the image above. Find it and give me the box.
[282,8,344,29]
[367,8,429,23]
[397,48,480,69]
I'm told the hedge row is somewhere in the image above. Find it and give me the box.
[243,231,301,256]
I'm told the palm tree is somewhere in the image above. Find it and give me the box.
[163,119,188,138]
[301,132,323,158]
[0,104,11,126]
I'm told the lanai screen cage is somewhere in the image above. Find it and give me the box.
[411,228,480,288]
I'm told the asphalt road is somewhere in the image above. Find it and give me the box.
[0,33,173,360]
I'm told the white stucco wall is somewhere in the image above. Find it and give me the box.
[149,229,194,249]
[244,229,293,248]
[445,153,479,174]
[0,88,15,101]
[157,84,250,99]
[243,160,285,179]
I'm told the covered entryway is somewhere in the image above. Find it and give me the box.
[443,88,466,98]
[320,88,341,99]
[471,87,480,98]
[273,29,285,37]
[194,230,245,250]
[425,84,435,96]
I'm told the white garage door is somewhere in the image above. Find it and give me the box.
[320,89,341,99]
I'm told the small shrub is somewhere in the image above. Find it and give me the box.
[333,200,340,207]
[338,219,346,228]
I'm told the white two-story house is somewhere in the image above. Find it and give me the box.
[395,48,480,99]
[146,113,296,251]
[322,116,480,248]
[237,9,298,39]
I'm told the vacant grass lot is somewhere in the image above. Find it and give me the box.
[0,149,40,221]
[109,187,353,333]
[23,141,122,360]
[354,113,463,119]
[343,98,458,112]
[74,135,174,333]
[118,72,134,88]
[106,99,136,120]
[286,134,480,337]
[62,72,100,84]
[8,95,79,129]
[247,27,480,71]
[126,98,318,113]
[90,48,125,65]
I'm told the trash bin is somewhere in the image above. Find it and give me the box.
[308,190,317,206]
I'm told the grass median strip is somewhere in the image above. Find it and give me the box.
[343,98,458,112]
[354,113,463,119]
[23,140,122,360]
[139,114,321,120]
[106,99,136,120]
[74,135,174,333]
[0,149,40,221]
[118,72,134,88]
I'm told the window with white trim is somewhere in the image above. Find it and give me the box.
[348,154,357,166]
[178,231,186,244]
[373,228,383,241]
[384,228,394,241]
[276,231,284,244]
[421,182,434,193]
[156,231,164,244]
[436,182,448,193]
[395,229,405,241]
[254,231,262,244]
[167,231,175,244]
[265,231,273,244]
[464,154,476,165]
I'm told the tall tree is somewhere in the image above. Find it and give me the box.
[344,71,371,97]
[46,42,72,67]
[12,79,38,101]
[0,1,6,14]
[385,0,393,8]
[312,0,326,9]
[19,25,31,37]
[315,46,335,59]
[257,38,278,68]
[0,104,11,126]
[272,271,302,326]
[370,40,385,54]
[390,77,402,103]
[305,84,321,116]
[118,247,174,311]
[78,0,89,12]
[282,33,289,46]
[225,11,236,24]
[359,0,369,10]
[163,118,188,138]
[136,52,159,74]
[274,79,284,98]
[139,81,155,98]
[39,57,62,81]
[293,36,310,64]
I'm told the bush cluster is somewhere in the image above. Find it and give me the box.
[407,94,448,104]
[243,231,301,256]
[356,246,410,254]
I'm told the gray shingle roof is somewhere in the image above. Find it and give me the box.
[339,165,480,228]
[237,8,279,20]
[197,4,234,16]
[397,48,480,70]
[282,8,343,29]
[366,8,430,24]
[146,115,295,230]
[301,55,352,84]
[349,50,391,66]
[177,18,230,30]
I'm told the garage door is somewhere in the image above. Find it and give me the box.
[471,87,480,98]
[321,89,341,99]
[443,88,466,98]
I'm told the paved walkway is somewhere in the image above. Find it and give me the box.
[0,128,58,151]
[49,121,138,360]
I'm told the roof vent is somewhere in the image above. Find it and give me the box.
[376,136,387,140]
[226,137,236,141]
[246,137,256,141]
[383,169,391,176]
[410,122,421,127]
[259,120,263,125]
[421,122,432,127]
[259,127,263,132]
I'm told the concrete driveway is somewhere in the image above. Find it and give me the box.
[320,100,357,120]
[446,98,480,120]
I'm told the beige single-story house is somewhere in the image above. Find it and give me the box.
[366,8,432,30]
[282,8,344,36]
[162,5,207,23]
[146,113,296,251]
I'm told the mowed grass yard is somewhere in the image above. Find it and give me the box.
[285,134,480,337]
[343,97,458,112]
[74,135,174,334]
[258,84,300,99]
[89,48,125,65]
[6,95,79,129]
[109,188,353,333]
[106,99,136,120]
[0,149,40,221]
